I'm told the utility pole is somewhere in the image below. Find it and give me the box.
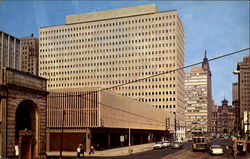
[128,97,143,155]
[174,112,177,140]
[59,110,66,159]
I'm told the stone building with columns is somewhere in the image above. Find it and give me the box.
[0,67,47,158]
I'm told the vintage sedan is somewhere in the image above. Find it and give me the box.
[171,141,183,149]
[153,142,164,149]
[209,144,224,155]
[162,141,171,147]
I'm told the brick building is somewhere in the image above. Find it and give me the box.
[20,34,39,75]
[216,98,235,135]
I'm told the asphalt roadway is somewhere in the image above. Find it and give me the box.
[48,138,250,159]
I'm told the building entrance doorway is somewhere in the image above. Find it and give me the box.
[223,129,228,134]
[15,100,38,159]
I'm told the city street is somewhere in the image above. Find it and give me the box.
[163,138,250,159]
[1,1,249,159]
[84,138,250,159]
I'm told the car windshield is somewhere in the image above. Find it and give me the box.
[155,142,162,144]
[211,145,221,148]
[194,137,205,143]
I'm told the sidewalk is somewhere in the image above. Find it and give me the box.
[47,143,154,157]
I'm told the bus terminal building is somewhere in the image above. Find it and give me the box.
[46,88,174,153]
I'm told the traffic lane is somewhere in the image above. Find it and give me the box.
[86,142,192,159]
[163,138,249,159]
[173,149,249,159]
[167,150,235,159]
[210,138,232,154]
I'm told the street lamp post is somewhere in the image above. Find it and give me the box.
[128,97,143,155]
[174,112,177,140]
[59,110,66,159]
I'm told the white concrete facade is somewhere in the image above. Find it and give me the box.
[185,65,213,138]
[0,31,21,70]
[47,88,174,131]
[39,4,185,127]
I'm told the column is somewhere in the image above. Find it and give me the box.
[108,132,110,149]
[86,128,91,153]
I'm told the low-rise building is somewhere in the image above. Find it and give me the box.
[0,67,47,158]
[46,88,174,154]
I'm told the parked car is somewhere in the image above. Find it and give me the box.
[171,141,183,149]
[162,141,171,147]
[188,138,193,142]
[153,142,164,149]
[231,135,237,141]
[224,136,229,139]
[209,145,224,155]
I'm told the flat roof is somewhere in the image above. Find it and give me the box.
[40,8,177,29]
[66,4,158,24]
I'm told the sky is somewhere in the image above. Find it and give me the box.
[0,0,249,106]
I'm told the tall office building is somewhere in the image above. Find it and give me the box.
[185,52,213,138]
[232,82,239,103]
[211,106,218,135]
[234,56,250,135]
[20,34,39,75]
[0,31,20,69]
[236,56,250,115]
[232,82,240,132]
[39,4,185,127]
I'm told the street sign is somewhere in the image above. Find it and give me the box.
[120,135,124,142]
[82,135,86,143]
[166,117,170,130]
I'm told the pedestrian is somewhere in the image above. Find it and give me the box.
[96,143,100,150]
[226,145,229,157]
[77,144,84,159]
[89,145,94,154]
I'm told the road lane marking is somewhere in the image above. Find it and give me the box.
[160,145,192,159]
[171,152,186,159]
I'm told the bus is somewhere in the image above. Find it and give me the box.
[192,134,210,151]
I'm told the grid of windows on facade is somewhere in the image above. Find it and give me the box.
[39,11,184,110]
[21,39,38,73]
[39,16,181,73]
[241,69,250,109]
[0,32,20,69]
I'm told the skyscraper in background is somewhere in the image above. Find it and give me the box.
[20,34,39,75]
[236,56,250,115]
[185,52,213,138]
[232,82,240,132]
[0,31,20,70]
[234,56,250,135]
